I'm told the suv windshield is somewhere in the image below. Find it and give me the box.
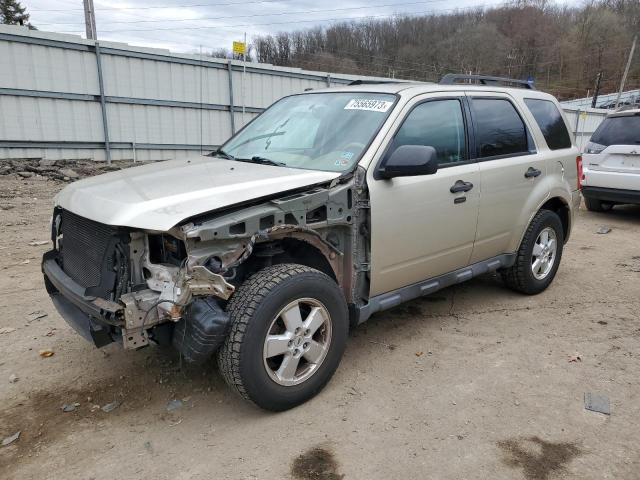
[218,92,396,172]
[591,114,640,146]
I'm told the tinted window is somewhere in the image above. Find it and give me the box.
[472,99,529,158]
[524,99,572,150]
[390,99,466,165]
[591,115,640,146]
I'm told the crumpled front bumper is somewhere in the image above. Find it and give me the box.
[42,250,123,347]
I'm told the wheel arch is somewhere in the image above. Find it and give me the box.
[239,236,339,283]
[539,196,571,243]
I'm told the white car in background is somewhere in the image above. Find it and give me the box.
[581,108,640,211]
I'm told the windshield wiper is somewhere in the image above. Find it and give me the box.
[211,148,235,160]
[233,131,286,148]
[235,156,287,167]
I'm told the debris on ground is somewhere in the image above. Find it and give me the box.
[28,240,49,246]
[415,351,424,357]
[0,203,15,210]
[58,168,79,179]
[101,401,121,413]
[38,349,55,357]
[568,353,582,362]
[62,402,80,412]
[369,340,396,350]
[27,311,48,322]
[166,399,184,412]
[596,226,612,234]
[2,431,21,447]
[0,327,16,334]
[0,159,141,183]
[9,374,19,383]
[584,392,610,415]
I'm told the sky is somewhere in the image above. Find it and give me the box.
[22,0,576,56]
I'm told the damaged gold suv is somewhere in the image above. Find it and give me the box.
[42,75,581,410]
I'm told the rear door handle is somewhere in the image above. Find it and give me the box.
[450,180,474,193]
[524,167,542,178]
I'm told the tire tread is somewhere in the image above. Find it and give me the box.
[217,263,329,405]
[502,209,563,294]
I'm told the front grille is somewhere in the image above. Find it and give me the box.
[59,210,123,298]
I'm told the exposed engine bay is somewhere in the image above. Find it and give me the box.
[43,167,371,363]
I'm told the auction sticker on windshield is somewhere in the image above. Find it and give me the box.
[344,99,394,112]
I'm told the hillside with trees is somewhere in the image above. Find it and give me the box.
[253,0,639,100]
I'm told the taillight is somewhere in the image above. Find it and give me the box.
[576,155,583,190]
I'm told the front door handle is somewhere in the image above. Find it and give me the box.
[450,180,474,193]
[524,167,542,178]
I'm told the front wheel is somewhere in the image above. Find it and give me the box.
[217,264,348,411]
[502,209,564,295]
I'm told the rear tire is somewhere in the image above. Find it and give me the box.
[502,209,564,295]
[584,196,613,212]
[217,264,348,411]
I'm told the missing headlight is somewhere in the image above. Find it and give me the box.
[148,234,187,266]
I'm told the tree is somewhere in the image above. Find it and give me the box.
[0,0,34,28]
[251,1,640,100]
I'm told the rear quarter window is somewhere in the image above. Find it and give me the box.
[591,115,640,146]
[524,98,572,150]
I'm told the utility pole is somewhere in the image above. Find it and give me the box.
[83,0,97,40]
[615,35,636,109]
[591,71,602,109]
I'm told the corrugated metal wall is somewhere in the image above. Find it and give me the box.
[0,25,390,162]
[562,106,609,151]
[0,24,610,161]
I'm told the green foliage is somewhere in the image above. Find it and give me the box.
[0,0,32,27]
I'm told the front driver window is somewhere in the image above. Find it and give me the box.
[389,99,467,166]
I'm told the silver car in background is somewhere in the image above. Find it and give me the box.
[582,108,640,211]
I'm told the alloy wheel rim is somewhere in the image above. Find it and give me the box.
[531,227,557,280]
[262,298,332,387]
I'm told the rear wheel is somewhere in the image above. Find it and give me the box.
[502,209,564,295]
[217,264,348,411]
[584,196,613,212]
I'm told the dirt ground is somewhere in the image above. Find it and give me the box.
[0,170,639,480]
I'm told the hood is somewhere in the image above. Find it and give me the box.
[54,157,341,231]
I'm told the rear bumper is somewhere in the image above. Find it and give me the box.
[581,186,640,205]
[42,250,122,347]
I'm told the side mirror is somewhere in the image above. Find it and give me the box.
[378,145,438,179]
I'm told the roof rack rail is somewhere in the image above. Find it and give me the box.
[439,74,535,90]
[347,79,401,86]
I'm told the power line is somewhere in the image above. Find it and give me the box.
[30,0,300,13]
[53,2,508,34]
[36,0,449,26]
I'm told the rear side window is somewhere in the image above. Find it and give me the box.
[524,99,572,150]
[471,98,530,158]
[390,99,467,165]
[591,115,640,146]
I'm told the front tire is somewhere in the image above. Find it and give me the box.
[502,209,564,295]
[217,264,348,411]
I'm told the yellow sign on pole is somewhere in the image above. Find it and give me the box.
[233,41,246,55]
